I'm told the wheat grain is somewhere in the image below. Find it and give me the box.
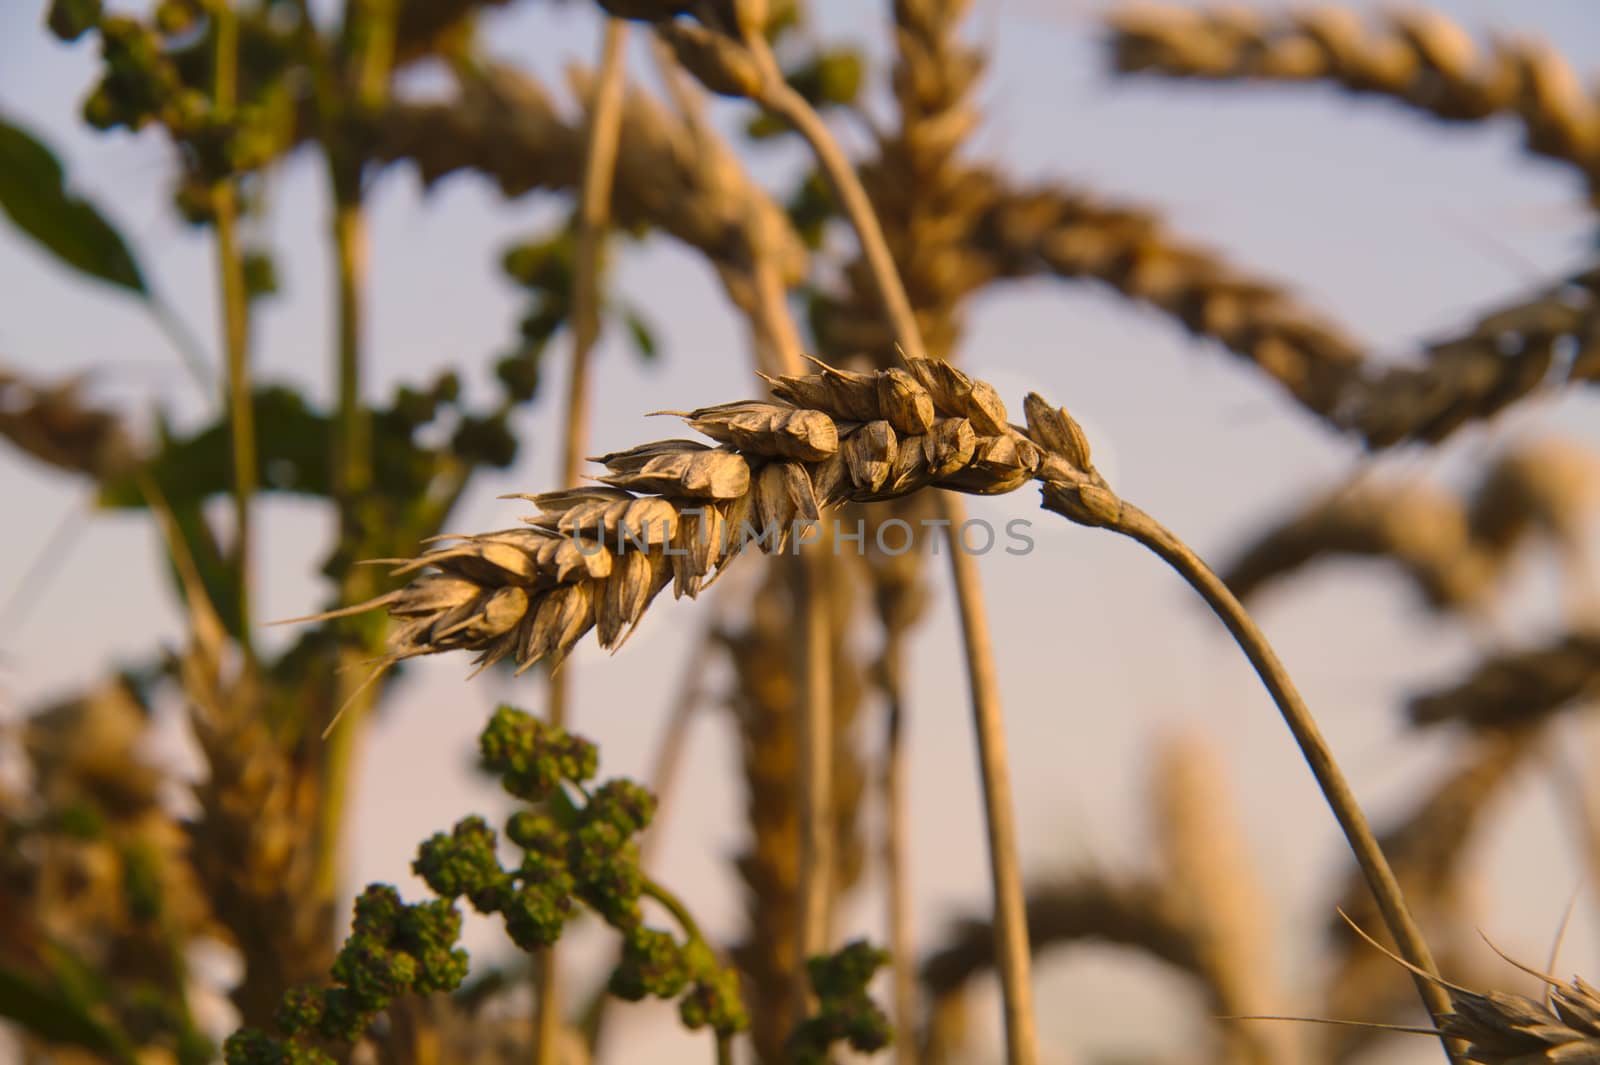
[1467,438,1600,563]
[184,661,336,1026]
[1345,912,1600,1064]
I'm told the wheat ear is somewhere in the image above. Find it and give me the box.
[1108,4,1600,202]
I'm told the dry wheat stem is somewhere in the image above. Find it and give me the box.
[1089,499,1460,1060]
[1324,729,1534,1063]
[734,26,1041,1064]
[1109,4,1600,201]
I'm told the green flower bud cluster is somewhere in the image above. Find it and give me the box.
[52,0,298,213]
[479,704,598,802]
[784,940,893,1064]
[222,886,468,1065]
[222,705,746,1058]
[444,707,746,1037]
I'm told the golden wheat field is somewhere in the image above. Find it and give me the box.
[2,1,1599,1063]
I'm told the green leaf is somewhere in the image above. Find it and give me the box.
[0,115,147,295]
[619,304,659,362]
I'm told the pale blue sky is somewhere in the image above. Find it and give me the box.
[3,2,1600,1062]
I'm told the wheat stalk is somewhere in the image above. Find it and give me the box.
[1108,3,1600,203]
[1323,730,1534,1063]
[829,5,993,1056]
[531,19,632,1065]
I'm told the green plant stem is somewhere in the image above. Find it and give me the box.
[582,633,710,1051]
[211,1,255,656]
[640,875,737,1065]
[1105,499,1461,1064]
[742,33,1038,1065]
[315,194,377,904]
[295,0,389,904]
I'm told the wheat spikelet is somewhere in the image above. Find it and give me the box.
[1151,734,1288,1065]
[1108,4,1600,201]
[1323,730,1534,1062]
[970,182,1368,421]
[1347,266,1600,447]
[1344,913,1600,1064]
[1408,632,1600,730]
[721,565,804,1063]
[394,0,515,64]
[287,356,1050,692]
